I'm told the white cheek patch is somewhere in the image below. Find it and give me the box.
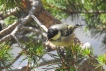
[51,31,61,40]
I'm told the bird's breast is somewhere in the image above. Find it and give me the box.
[50,33,75,46]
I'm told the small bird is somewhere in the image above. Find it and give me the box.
[47,24,82,46]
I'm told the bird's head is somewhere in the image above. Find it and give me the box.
[68,24,83,32]
[65,24,83,36]
[47,28,61,40]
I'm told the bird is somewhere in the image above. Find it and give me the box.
[47,24,82,47]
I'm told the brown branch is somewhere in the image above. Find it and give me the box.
[38,58,60,67]
[0,15,30,36]
[0,0,43,43]
[0,34,12,43]
[0,21,19,36]
[0,15,30,43]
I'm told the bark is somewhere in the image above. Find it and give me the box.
[22,0,61,28]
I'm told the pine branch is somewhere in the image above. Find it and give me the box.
[1,44,30,69]
[46,3,106,14]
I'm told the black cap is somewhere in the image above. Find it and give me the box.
[47,29,58,40]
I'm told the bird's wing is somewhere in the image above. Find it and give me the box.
[49,24,75,37]
[60,26,74,36]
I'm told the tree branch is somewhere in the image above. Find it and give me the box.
[0,15,30,43]
[31,15,48,32]
[38,58,60,67]
[21,26,47,38]
[0,7,20,20]
[0,34,12,43]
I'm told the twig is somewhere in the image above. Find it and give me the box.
[0,7,19,20]
[31,15,48,32]
[1,51,22,69]
[1,44,30,69]
[21,26,47,38]
[38,58,60,67]
[0,21,18,36]
[0,15,30,36]
[0,15,30,43]
[29,0,48,32]
[11,34,24,49]
[10,21,25,49]
[0,34,12,43]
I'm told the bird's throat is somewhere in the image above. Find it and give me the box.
[51,31,61,40]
